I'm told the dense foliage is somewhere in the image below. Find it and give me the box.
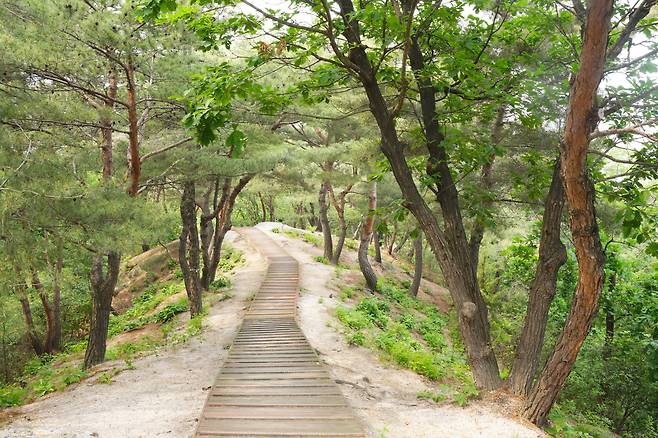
[1,0,656,436]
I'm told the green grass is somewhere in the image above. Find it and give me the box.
[334,275,478,406]
[314,255,329,264]
[280,228,323,247]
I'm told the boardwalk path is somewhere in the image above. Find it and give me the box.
[195,228,365,437]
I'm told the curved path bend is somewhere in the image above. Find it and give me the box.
[195,228,364,437]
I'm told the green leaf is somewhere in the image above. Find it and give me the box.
[226,128,247,158]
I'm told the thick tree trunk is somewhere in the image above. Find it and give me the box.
[335,0,501,389]
[409,232,423,297]
[358,181,378,291]
[523,0,612,425]
[84,251,120,369]
[509,160,566,395]
[318,181,333,261]
[179,181,203,317]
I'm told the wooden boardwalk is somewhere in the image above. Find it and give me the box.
[195,228,364,437]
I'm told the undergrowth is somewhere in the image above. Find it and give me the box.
[335,276,478,406]
[0,246,243,409]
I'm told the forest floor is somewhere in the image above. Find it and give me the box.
[255,222,547,438]
[1,224,546,438]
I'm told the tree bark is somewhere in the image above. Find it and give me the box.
[358,181,378,291]
[318,181,333,261]
[509,160,566,395]
[84,251,120,369]
[373,229,382,263]
[14,266,45,356]
[179,181,203,317]
[409,232,423,297]
[327,182,353,264]
[523,0,612,425]
[126,59,140,197]
[200,175,252,289]
[29,268,57,354]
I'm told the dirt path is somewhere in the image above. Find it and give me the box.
[0,232,268,438]
[255,222,546,438]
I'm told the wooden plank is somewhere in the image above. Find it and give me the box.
[197,418,363,435]
[195,228,363,438]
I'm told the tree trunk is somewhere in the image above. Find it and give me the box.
[29,269,57,354]
[509,160,566,395]
[523,0,612,425]
[126,59,141,197]
[258,192,267,222]
[358,181,378,291]
[409,232,423,297]
[335,0,501,389]
[327,182,353,264]
[373,229,382,263]
[318,181,333,261]
[200,176,252,290]
[50,246,63,352]
[14,266,45,356]
[468,106,506,267]
[84,251,120,369]
[267,194,275,221]
[179,181,203,317]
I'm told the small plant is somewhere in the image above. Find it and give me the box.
[0,385,27,407]
[32,378,55,396]
[348,331,366,346]
[336,306,371,330]
[453,382,478,407]
[313,255,329,264]
[124,360,136,370]
[417,389,446,403]
[339,286,356,301]
[318,296,325,304]
[210,275,231,290]
[61,367,87,385]
[97,372,113,384]
[187,315,203,336]
[153,299,188,323]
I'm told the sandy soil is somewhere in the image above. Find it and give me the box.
[255,222,546,438]
[0,231,268,438]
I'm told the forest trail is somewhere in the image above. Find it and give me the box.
[195,228,364,437]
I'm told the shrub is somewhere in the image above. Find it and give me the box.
[348,331,366,346]
[313,255,329,264]
[0,385,27,407]
[336,307,371,330]
[153,299,188,323]
[210,275,231,290]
